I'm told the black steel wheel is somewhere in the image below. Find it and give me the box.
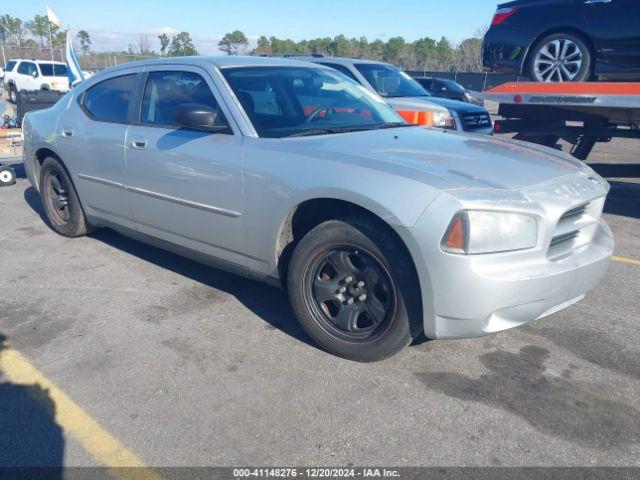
[288,217,422,362]
[305,247,397,342]
[39,157,93,237]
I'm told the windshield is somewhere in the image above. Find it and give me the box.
[355,63,429,98]
[222,66,405,138]
[39,63,68,77]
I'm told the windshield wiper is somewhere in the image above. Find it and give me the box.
[287,126,375,137]
[375,122,413,129]
[286,128,340,138]
[286,123,411,138]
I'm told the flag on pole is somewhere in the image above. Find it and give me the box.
[66,31,85,86]
[46,7,61,28]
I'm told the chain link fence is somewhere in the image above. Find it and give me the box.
[1,45,156,72]
[406,70,527,92]
[1,45,524,92]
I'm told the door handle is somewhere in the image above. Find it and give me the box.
[584,0,612,4]
[131,137,147,150]
[61,128,74,138]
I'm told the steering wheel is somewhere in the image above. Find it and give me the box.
[305,106,337,123]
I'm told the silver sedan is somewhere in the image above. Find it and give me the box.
[22,56,613,361]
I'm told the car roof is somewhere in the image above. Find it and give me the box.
[98,55,330,75]
[9,59,66,65]
[288,56,391,67]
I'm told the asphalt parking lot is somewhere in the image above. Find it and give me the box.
[1,94,639,469]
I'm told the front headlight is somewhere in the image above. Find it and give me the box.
[442,210,538,254]
[432,110,456,129]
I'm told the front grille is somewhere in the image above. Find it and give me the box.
[549,231,580,248]
[560,204,588,221]
[460,112,492,131]
[548,201,597,259]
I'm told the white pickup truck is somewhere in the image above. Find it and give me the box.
[3,59,70,103]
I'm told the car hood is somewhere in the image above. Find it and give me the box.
[422,96,487,113]
[386,96,486,114]
[280,126,585,191]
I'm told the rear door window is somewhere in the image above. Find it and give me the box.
[5,61,17,72]
[39,63,68,76]
[82,74,137,124]
[320,63,359,82]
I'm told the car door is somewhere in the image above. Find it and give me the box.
[55,71,139,228]
[583,0,640,70]
[125,66,247,268]
[17,61,39,90]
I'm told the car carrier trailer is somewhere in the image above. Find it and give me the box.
[484,82,640,160]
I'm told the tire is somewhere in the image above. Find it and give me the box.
[39,157,92,237]
[287,217,422,362]
[526,33,592,82]
[0,166,16,187]
[8,84,18,104]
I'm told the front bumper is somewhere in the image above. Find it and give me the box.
[406,172,613,339]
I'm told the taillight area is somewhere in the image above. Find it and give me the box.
[491,7,518,26]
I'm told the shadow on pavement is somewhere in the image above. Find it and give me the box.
[602,181,640,220]
[589,163,640,179]
[416,345,640,450]
[0,334,65,474]
[22,187,316,351]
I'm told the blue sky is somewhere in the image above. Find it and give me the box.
[10,1,497,53]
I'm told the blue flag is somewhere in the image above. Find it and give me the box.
[66,31,85,87]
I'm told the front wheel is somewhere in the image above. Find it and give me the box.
[8,85,18,104]
[287,218,422,362]
[39,157,93,237]
[527,33,592,83]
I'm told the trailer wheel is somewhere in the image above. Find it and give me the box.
[0,166,17,187]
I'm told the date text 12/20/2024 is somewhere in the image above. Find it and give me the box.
[233,468,401,478]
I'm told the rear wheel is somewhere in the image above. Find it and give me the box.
[287,218,421,362]
[39,157,92,237]
[527,33,592,82]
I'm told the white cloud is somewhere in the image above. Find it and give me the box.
[153,27,178,35]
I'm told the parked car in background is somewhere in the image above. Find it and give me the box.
[483,0,640,82]
[414,77,484,106]
[296,57,492,134]
[23,56,612,361]
[3,59,70,103]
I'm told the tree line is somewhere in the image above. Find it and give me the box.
[248,33,485,72]
[1,12,485,72]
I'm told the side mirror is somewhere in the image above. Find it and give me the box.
[172,103,228,132]
[32,70,39,78]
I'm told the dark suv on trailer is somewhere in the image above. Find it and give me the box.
[483,0,640,82]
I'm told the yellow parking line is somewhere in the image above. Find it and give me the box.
[612,255,640,267]
[1,347,162,480]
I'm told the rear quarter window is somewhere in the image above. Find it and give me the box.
[81,74,138,123]
[5,61,17,72]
